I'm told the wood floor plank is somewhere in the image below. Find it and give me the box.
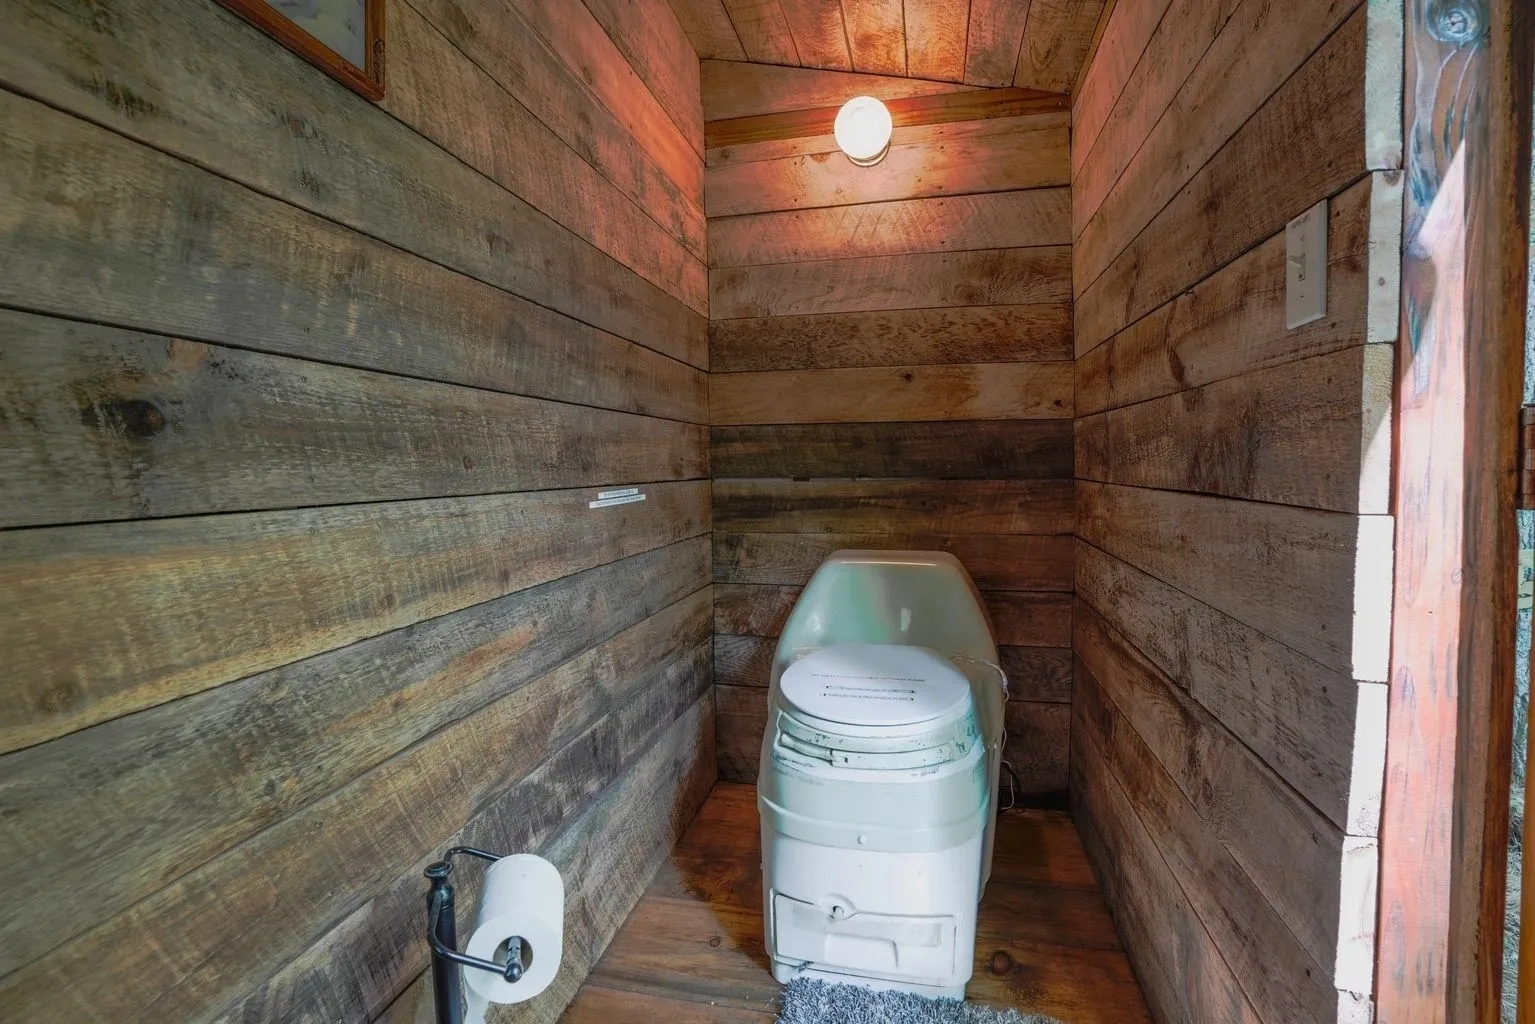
[561,783,1151,1022]
[714,531,1075,590]
[711,305,1072,371]
[710,421,1074,478]
[708,188,1071,266]
[710,362,1073,423]
[0,312,706,529]
[0,546,707,978]
[0,480,709,753]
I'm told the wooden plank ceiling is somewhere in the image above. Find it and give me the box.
[667,0,1108,92]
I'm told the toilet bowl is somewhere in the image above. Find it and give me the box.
[757,550,1005,999]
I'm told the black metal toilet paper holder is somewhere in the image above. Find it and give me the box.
[424,846,526,1024]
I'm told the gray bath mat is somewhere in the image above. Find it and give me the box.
[777,977,1065,1024]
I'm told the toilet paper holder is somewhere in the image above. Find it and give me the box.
[424,846,525,1024]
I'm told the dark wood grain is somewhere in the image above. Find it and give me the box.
[713,479,1073,535]
[0,545,707,976]
[711,421,1073,479]
[714,532,1074,591]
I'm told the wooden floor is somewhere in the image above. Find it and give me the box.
[561,783,1151,1023]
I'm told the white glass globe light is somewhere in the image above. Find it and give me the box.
[834,96,893,166]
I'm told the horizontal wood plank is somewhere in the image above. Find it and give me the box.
[714,531,1074,590]
[0,558,709,976]
[713,583,803,637]
[1075,10,1372,353]
[1074,667,1338,1023]
[1069,0,1174,178]
[706,126,1071,215]
[1071,693,1264,1024]
[712,478,1074,534]
[705,87,1072,148]
[1077,540,1383,836]
[0,94,709,381]
[0,4,707,343]
[711,305,1073,371]
[711,363,1073,423]
[716,682,770,783]
[1075,345,1394,514]
[382,0,706,305]
[707,108,1071,166]
[712,248,1072,318]
[407,0,707,264]
[711,420,1074,478]
[1075,0,1384,294]
[1004,700,1072,804]
[1075,173,1401,416]
[708,188,1071,266]
[0,620,713,1022]
[1077,481,1393,680]
[0,481,709,753]
[1070,0,1243,235]
[579,0,706,158]
[502,0,704,208]
[0,312,706,528]
[700,58,971,120]
[228,688,716,1024]
[1075,601,1363,990]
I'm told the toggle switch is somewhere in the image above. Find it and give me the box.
[1285,199,1328,329]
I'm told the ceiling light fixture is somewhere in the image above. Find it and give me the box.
[834,96,893,166]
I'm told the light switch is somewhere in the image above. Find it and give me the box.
[1286,199,1328,329]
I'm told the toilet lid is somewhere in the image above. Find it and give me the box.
[779,644,972,728]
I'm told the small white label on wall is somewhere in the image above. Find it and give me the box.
[589,490,646,509]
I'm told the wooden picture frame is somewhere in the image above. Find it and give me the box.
[216,0,385,101]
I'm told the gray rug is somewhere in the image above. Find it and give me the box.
[777,978,1065,1024]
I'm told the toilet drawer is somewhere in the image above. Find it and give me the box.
[771,892,956,980]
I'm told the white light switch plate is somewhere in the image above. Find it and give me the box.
[1286,199,1328,328]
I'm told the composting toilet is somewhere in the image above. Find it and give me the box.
[758,550,1006,999]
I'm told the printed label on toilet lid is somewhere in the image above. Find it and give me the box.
[780,644,971,727]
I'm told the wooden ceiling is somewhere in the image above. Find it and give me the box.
[665,0,1108,93]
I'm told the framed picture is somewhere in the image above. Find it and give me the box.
[217,0,385,101]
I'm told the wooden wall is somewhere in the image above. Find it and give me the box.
[0,1,710,1022]
[1069,2,1402,1022]
[705,62,1077,804]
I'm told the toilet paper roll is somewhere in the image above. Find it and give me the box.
[461,854,564,1021]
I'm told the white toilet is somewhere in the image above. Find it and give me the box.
[757,550,1006,999]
